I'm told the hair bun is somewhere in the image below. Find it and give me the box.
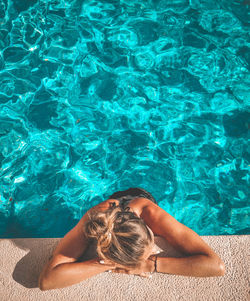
[83,203,153,268]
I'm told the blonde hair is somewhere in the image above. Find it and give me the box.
[83,204,153,268]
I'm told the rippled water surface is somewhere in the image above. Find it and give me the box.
[0,0,249,238]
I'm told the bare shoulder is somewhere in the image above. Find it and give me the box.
[129,197,157,218]
[138,198,183,236]
[139,200,221,258]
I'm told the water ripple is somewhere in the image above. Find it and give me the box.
[0,0,249,237]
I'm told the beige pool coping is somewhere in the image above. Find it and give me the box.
[0,235,249,301]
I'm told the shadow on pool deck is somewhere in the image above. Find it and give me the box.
[0,235,249,301]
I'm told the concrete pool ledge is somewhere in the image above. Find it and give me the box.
[0,235,249,301]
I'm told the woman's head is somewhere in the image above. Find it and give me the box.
[83,205,155,268]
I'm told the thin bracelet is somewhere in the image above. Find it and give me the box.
[154,255,158,273]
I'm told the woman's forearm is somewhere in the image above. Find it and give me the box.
[39,258,109,290]
[156,255,225,277]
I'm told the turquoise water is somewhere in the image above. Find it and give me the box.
[0,0,249,238]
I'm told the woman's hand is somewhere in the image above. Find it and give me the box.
[100,256,155,278]
[112,266,149,278]
[94,257,117,271]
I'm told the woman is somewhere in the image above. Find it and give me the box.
[38,187,225,291]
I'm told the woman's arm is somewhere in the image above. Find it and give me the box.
[38,199,115,290]
[154,254,224,277]
[112,254,224,278]
[140,199,226,277]
[39,258,112,290]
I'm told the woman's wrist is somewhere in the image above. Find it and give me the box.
[147,255,156,273]
[96,258,118,272]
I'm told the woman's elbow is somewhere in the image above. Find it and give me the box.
[38,282,47,291]
[38,275,52,291]
[39,280,55,291]
[38,279,45,291]
[38,276,46,291]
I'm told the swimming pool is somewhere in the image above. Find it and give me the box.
[0,0,249,238]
